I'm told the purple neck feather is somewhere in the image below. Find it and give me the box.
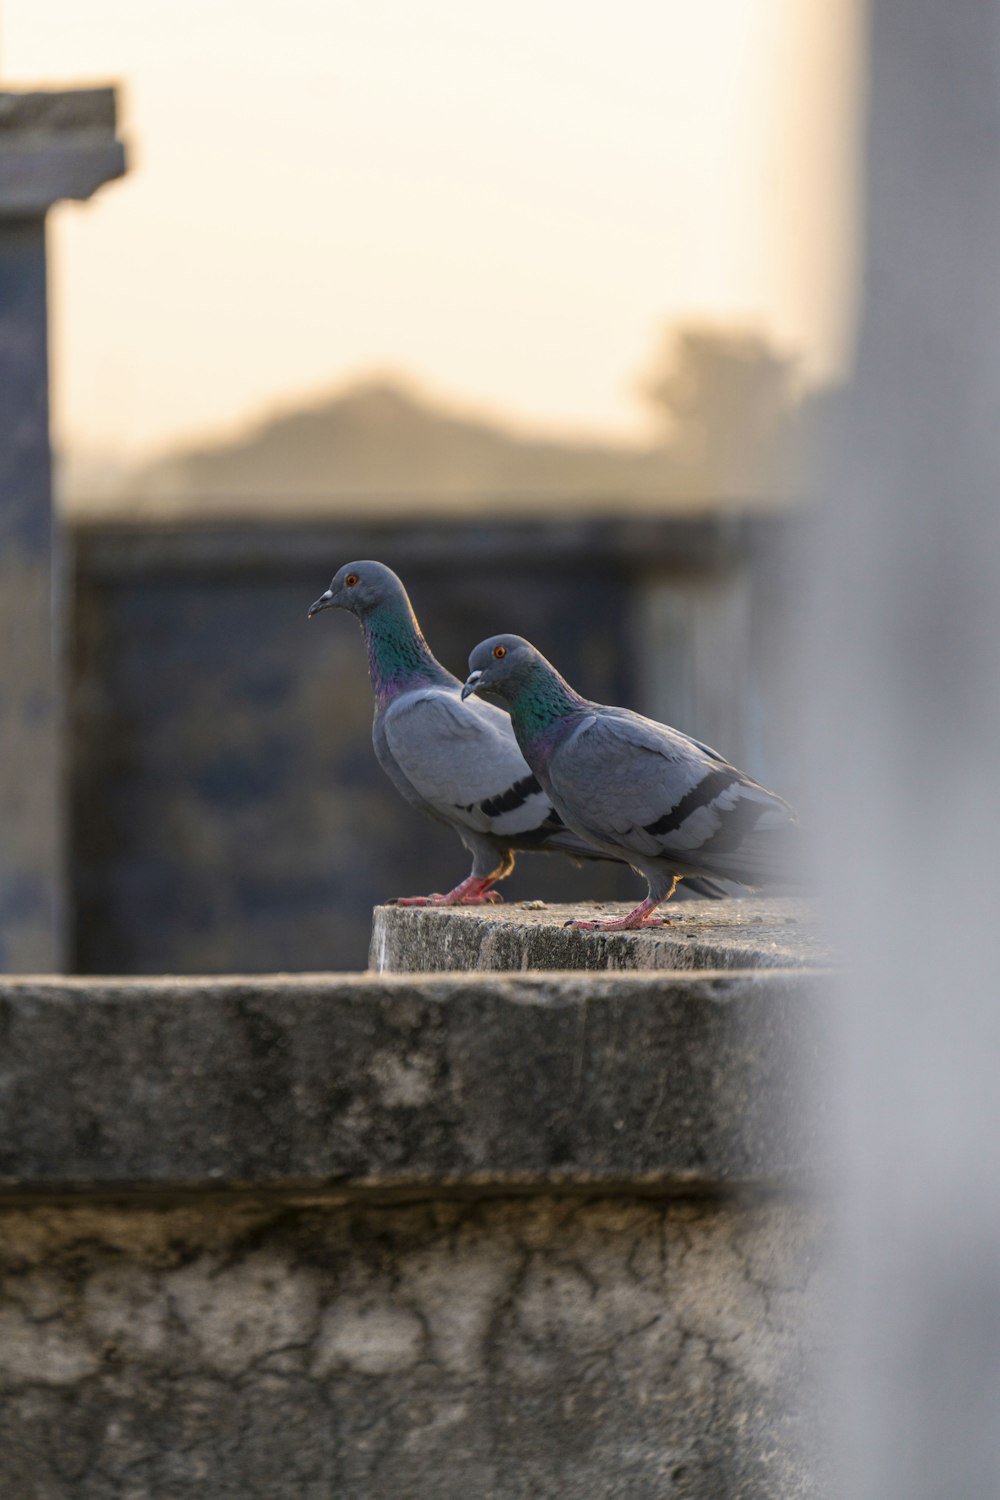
[363,603,451,708]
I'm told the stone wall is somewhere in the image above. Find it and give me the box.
[0,923,829,1498]
[0,1195,825,1500]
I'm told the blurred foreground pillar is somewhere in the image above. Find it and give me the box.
[0,90,125,970]
[814,2,1000,1495]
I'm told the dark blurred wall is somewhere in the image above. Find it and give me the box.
[69,514,797,973]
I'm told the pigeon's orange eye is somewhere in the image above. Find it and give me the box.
[345,574,359,587]
[493,645,507,659]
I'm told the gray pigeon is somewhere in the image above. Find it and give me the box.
[308,562,633,905]
[463,634,801,929]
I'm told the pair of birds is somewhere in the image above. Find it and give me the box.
[308,561,800,931]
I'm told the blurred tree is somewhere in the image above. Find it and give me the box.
[641,325,803,501]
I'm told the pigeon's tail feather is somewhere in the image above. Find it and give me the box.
[695,818,806,890]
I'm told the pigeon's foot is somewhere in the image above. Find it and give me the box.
[565,915,669,931]
[393,892,504,907]
[391,876,504,907]
[564,894,669,931]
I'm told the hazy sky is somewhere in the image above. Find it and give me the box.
[6,0,861,460]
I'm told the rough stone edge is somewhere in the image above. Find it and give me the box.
[0,969,830,1198]
[0,966,818,994]
[369,900,826,974]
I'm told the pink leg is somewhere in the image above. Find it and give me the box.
[565,881,678,931]
[391,875,504,908]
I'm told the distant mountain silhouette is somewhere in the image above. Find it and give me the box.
[110,377,693,517]
[69,329,827,518]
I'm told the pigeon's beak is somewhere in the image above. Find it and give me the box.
[307,589,336,618]
[461,669,484,701]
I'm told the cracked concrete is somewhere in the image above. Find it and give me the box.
[0,1195,828,1499]
[0,927,829,1494]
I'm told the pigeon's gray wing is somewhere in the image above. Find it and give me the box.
[379,685,556,841]
[547,709,797,886]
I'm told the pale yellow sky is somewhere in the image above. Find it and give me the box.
[6,0,862,460]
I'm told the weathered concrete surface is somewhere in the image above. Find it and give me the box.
[371,897,827,974]
[0,956,829,1494]
[0,1194,829,1499]
[0,970,828,1194]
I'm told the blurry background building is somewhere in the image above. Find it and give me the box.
[1,0,861,972]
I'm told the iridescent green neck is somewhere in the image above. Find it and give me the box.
[507,663,585,759]
[362,598,449,706]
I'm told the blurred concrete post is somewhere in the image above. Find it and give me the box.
[0,90,125,970]
[813,2,1000,1494]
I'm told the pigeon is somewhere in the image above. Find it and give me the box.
[307,561,639,906]
[462,634,801,930]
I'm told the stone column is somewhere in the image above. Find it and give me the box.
[0,89,125,970]
[810,2,1000,1494]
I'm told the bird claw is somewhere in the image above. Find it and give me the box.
[390,889,504,908]
[564,915,670,932]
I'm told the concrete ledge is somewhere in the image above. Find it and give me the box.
[371,897,826,974]
[0,970,827,1196]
